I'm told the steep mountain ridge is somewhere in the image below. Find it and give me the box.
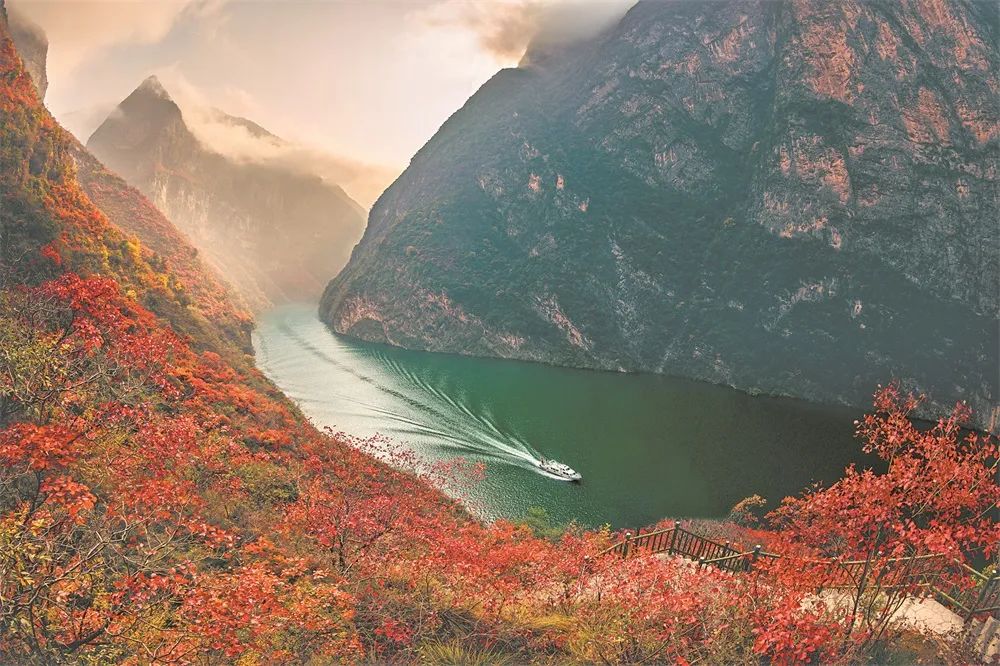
[2,4,998,663]
[88,77,366,310]
[6,6,44,99]
[4,23,253,356]
[0,7,462,659]
[68,135,256,356]
[323,0,1000,428]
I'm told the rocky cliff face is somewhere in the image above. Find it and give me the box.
[322,0,999,428]
[89,77,366,310]
[7,7,46,100]
[4,6,253,355]
[0,5,253,362]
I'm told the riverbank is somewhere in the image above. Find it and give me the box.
[254,304,873,527]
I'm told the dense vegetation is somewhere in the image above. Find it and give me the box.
[0,7,996,664]
[68,136,254,360]
[323,0,999,429]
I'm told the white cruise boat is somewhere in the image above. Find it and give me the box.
[537,458,582,482]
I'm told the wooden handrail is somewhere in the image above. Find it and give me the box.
[701,552,750,564]
[838,552,945,567]
[701,551,755,569]
[597,524,998,621]
[596,526,679,558]
[631,526,675,540]
[951,557,992,582]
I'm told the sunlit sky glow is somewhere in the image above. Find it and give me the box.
[11,0,633,195]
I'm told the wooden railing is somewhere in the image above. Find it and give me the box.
[931,559,1000,620]
[598,522,766,571]
[599,522,999,622]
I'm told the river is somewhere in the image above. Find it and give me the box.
[253,304,868,528]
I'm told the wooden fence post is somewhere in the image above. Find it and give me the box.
[966,573,997,622]
[623,532,632,560]
[669,521,680,555]
[751,544,762,570]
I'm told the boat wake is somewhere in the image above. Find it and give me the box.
[255,310,560,478]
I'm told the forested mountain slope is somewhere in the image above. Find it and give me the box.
[322,0,1000,428]
[1,3,997,663]
[88,77,366,309]
[0,6,459,660]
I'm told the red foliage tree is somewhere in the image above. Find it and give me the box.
[767,383,999,652]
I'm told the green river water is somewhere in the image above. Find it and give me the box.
[253,304,869,528]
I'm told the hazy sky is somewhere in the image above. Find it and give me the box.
[11,0,632,186]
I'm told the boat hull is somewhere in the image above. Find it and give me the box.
[537,461,582,482]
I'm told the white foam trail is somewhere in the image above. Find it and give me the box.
[258,308,556,474]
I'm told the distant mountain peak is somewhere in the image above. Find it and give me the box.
[113,75,183,126]
[206,107,279,141]
[87,77,367,309]
[137,74,171,99]
[85,76,193,161]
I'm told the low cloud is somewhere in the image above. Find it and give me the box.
[421,0,542,62]
[150,69,398,209]
[188,110,399,209]
[8,1,204,73]
[418,0,633,65]
[8,0,227,75]
[7,5,47,43]
[59,102,117,142]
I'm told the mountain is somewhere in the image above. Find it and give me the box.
[2,4,997,663]
[322,0,1000,428]
[0,6,460,659]
[68,136,256,355]
[5,18,252,356]
[88,76,366,310]
[6,6,45,99]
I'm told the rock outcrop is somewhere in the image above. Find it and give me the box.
[7,6,46,99]
[322,0,999,428]
[1,4,253,360]
[89,77,366,310]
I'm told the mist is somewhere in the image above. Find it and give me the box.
[11,0,635,183]
[147,69,396,209]
[420,0,632,66]
[186,109,398,210]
